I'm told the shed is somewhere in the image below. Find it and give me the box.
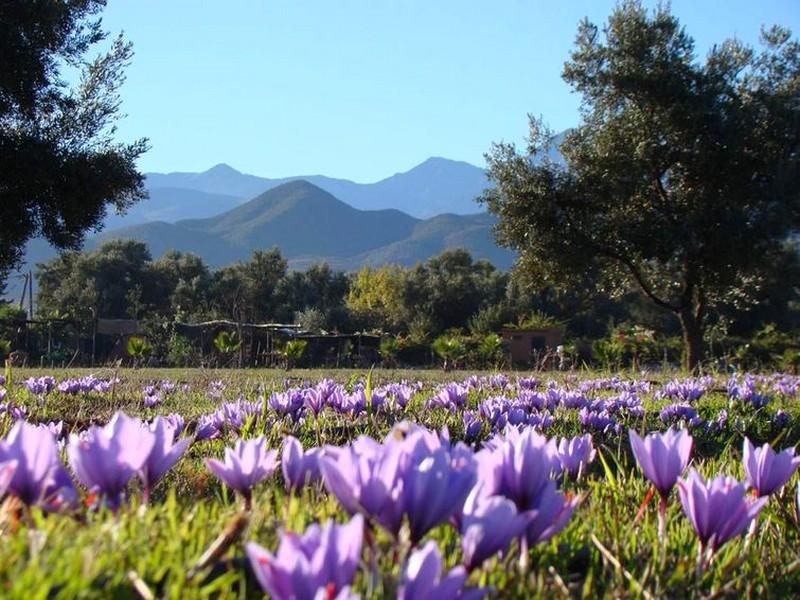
[501,327,564,365]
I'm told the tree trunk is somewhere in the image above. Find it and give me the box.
[678,308,704,372]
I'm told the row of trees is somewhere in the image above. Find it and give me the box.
[12,238,797,369]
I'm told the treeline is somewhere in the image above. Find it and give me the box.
[4,239,799,369]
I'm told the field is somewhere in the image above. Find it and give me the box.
[0,366,798,599]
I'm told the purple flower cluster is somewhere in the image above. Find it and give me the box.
[320,423,477,543]
[728,375,772,408]
[0,411,191,513]
[23,376,57,395]
[657,378,708,403]
[428,382,470,410]
[57,374,118,395]
[659,403,703,428]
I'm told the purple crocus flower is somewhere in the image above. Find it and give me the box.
[164,413,186,436]
[579,408,619,434]
[67,412,155,510]
[303,388,327,416]
[629,427,692,540]
[321,430,476,541]
[206,437,278,509]
[195,411,225,441]
[139,416,193,502]
[401,441,477,543]
[269,389,305,419]
[0,421,77,510]
[320,435,404,533]
[523,480,578,546]
[245,514,363,600]
[629,428,692,500]
[678,469,766,561]
[481,426,562,511]
[743,437,800,497]
[557,434,596,478]
[398,540,486,600]
[463,411,483,442]
[281,436,322,492]
[23,376,56,396]
[460,491,534,571]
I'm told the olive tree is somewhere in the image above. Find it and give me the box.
[482,2,799,369]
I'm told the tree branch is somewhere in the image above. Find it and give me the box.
[620,258,682,313]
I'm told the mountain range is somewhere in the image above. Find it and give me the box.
[5,133,569,301]
[140,156,490,221]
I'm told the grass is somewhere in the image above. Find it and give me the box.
[0,367,798,598]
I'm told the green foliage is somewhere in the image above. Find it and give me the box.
[28,238,800,369]
[504,311,565,331]
[274,338,308,370]
[213,331,241,355]
[467,303,512,336]
[483,2,800,370]
[0,339,10,359]
[294,307,326,333]
[37,240,155,325]
[476,333,506,368]
[126,336,152,367]
[592,324,680,370]
[167,334,199,368]
[0,0,148,280]
[431,334,466,370]
[407,312,436,344]
[346,265,408,331]
[283,340,308,361]
[732,324,800,370]
[378,336,400,366]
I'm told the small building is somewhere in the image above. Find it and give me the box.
[501,327,564,366]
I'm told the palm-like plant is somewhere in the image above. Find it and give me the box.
[127,336,152,368]
[213,331,241,355]
[277,339,307,370]
[477,333,505,368]
[431,335,465,371]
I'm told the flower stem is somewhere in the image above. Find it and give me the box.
[657,495,668,545]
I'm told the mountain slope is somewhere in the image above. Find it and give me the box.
[180,181,419,256]
[90,180,513,270]
[92,221,242,268]
[103,187,244,229]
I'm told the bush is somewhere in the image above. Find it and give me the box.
[167,334,199,367]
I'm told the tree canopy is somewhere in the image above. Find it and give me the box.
[0,0,148,282]
[482,1,800,369]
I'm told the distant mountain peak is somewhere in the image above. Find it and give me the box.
[274,179,323,192]
[418,156,477,167]
[205,163,241,175]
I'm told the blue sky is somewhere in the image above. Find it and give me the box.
[100,0,799,181]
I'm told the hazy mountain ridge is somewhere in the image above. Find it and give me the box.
[144,156,491,219]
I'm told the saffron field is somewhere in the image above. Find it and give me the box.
[0,368,799,598]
